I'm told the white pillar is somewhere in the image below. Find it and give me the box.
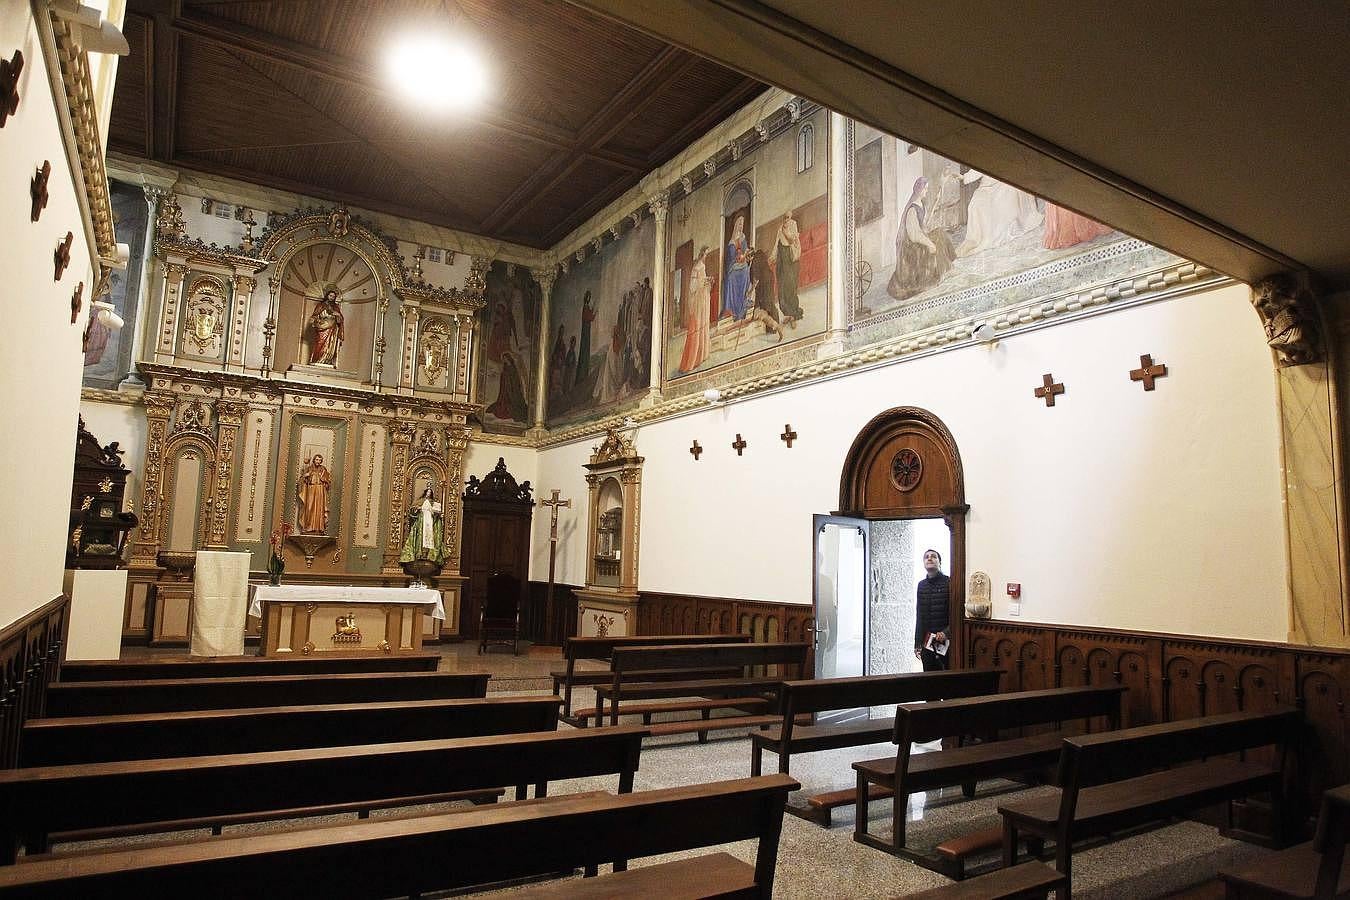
[644,192,669,406]
[824,111,850,352]
[531,264,557,435]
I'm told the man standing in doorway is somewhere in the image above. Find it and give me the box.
[914,548,951,671]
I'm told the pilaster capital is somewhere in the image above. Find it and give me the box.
[1252,271,1324,367]
[647,192,669,223]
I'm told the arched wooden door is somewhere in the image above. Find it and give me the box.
[837,407,970,665]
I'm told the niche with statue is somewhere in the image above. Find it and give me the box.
[575,429,643,636]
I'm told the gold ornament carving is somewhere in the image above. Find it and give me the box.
[418,317,452,386]
[183,275,227,356]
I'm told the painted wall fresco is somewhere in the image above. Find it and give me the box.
[847,121,1177,344]
[545,215,656,427]
[665,108,830,381]
[84,181,149,388]
[476,261,542,433]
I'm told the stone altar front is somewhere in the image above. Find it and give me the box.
[253,585,445,656]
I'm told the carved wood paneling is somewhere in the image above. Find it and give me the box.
[0,596,68,769]
[634,591,816,677]
[968,618,1350,818]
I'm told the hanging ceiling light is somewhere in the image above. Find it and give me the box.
[386,33,488,112]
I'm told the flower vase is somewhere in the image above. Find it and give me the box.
[267,554,285,586]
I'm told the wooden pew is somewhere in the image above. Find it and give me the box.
[999,708,1300,899]
[553,634,751,722]
[592,642,810,740]
[1220,783,1350,899]
[20,695,561,766]
[751,668,1004,825]
[0,726,648,863]
[853,685,1126,869]
[43,671,490,716]
[58,653,442,681]
[0,775,800,899]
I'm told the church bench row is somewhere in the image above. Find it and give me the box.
[19,695,561,766]
[852,685,1127,869]
[1221,782,1350,899]
[0,775,799,900]
[42,670,490,716]
[554,633,750,721]
[588,642,809,741]
[999,707,1300,900]
[57,652,442,681]
[0,726,647,864]
[750,668,1006,785]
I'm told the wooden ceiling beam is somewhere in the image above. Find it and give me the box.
[147,1,181,161]
[169,8,650,173]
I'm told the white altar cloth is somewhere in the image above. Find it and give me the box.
[192,551,251,656]
[250,585,445,620]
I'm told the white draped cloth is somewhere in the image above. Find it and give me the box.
[957,170,1044,257]
[250,585,445,620]
[191,551,251,657]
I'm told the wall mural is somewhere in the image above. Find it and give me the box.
[665,108,830,381]
[84,181,149,388]
[846,121,1177,343]
[476,261,542,433]
[546,216,655,427]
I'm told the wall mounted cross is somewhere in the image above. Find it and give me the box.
[53,231,73,281]
[732,434,747,456]
[1130,354,1169,391]
[689,440,702,461]
[1034,373,1065,407]
[69,281,84,325]
[0,50,23,128]
[30,161,49,222]
[780,424,798,448]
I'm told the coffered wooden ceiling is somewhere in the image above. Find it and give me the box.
[109,0,765,248]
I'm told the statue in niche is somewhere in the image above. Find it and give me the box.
[296,453,333,534]
[306,288,345,366]
[401,486,445,565]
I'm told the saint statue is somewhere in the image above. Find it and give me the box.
[306,289,345,366]
[296,454,332,534]
[400,487,446,564]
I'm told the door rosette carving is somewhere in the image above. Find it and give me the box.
[890,447,923,492]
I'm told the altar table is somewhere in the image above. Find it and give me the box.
[253,585,445,657]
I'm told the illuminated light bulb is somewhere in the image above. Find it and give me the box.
[386,34,488,111]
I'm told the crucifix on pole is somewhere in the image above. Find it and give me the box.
[539,489,571,645]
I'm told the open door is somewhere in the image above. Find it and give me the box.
[812,514,870,681]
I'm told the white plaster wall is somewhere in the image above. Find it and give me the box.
[464,442,538,495]
[79,398,147,507]
[0,4,99,628]
[535,282,1289,643]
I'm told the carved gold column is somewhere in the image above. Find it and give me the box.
[128,391,176,568]
[371,296,390,388]
[227,275,256,373]
[261,277,279,377]
[452,313,474,404]
[397,303,420,396]
[644,193,668,406]
[382,420,417,573]
[443,426,471,570]
[531,264,556,437]
[1253,273,1349,647]
[154,262,188,362]
[205,399,247,549]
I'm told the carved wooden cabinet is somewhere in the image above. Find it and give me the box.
[458,459,533,640]
[68,417,137,569]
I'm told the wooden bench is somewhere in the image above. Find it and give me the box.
[853,685,1127,870]
[1220,782,1350,899]
[553,634,750,721]
[43,670,490,716]
[908,862,1068,900]
[0,726,647,864]
[1000,708,1300,900]
[752,668,1005,824]
[58,653,442,681]
[19,695,561,766]
[0,775,799,899]
[586,642,808,740]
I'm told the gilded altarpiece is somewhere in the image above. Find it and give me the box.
[575,430,644,638]
[125,201,485,646]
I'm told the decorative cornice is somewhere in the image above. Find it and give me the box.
[153,236,268,271]
[81,386,143,406]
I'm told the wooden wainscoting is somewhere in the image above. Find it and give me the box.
[966,618,1350,822]
[0,595,69,768]
[635,591,816,675]
[523,581,579,646]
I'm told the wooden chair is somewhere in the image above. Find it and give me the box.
[1219,782,1350,899]
[479,571,523,655]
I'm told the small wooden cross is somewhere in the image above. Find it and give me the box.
[69,281,84,324]
[30,160,50,222]
[53,231,73,281]
[780,424,798,448]
[732,434,747,456]
[689,440,702,461]
[0,50,23,128]
[1129,354,1168,391]
[1034,373,1065,407]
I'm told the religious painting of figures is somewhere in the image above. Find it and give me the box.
[476,262,542,434]
[846,121,1177,343]
[665,107,830,381]
[83,181,149,388]
[545,216,655,427]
